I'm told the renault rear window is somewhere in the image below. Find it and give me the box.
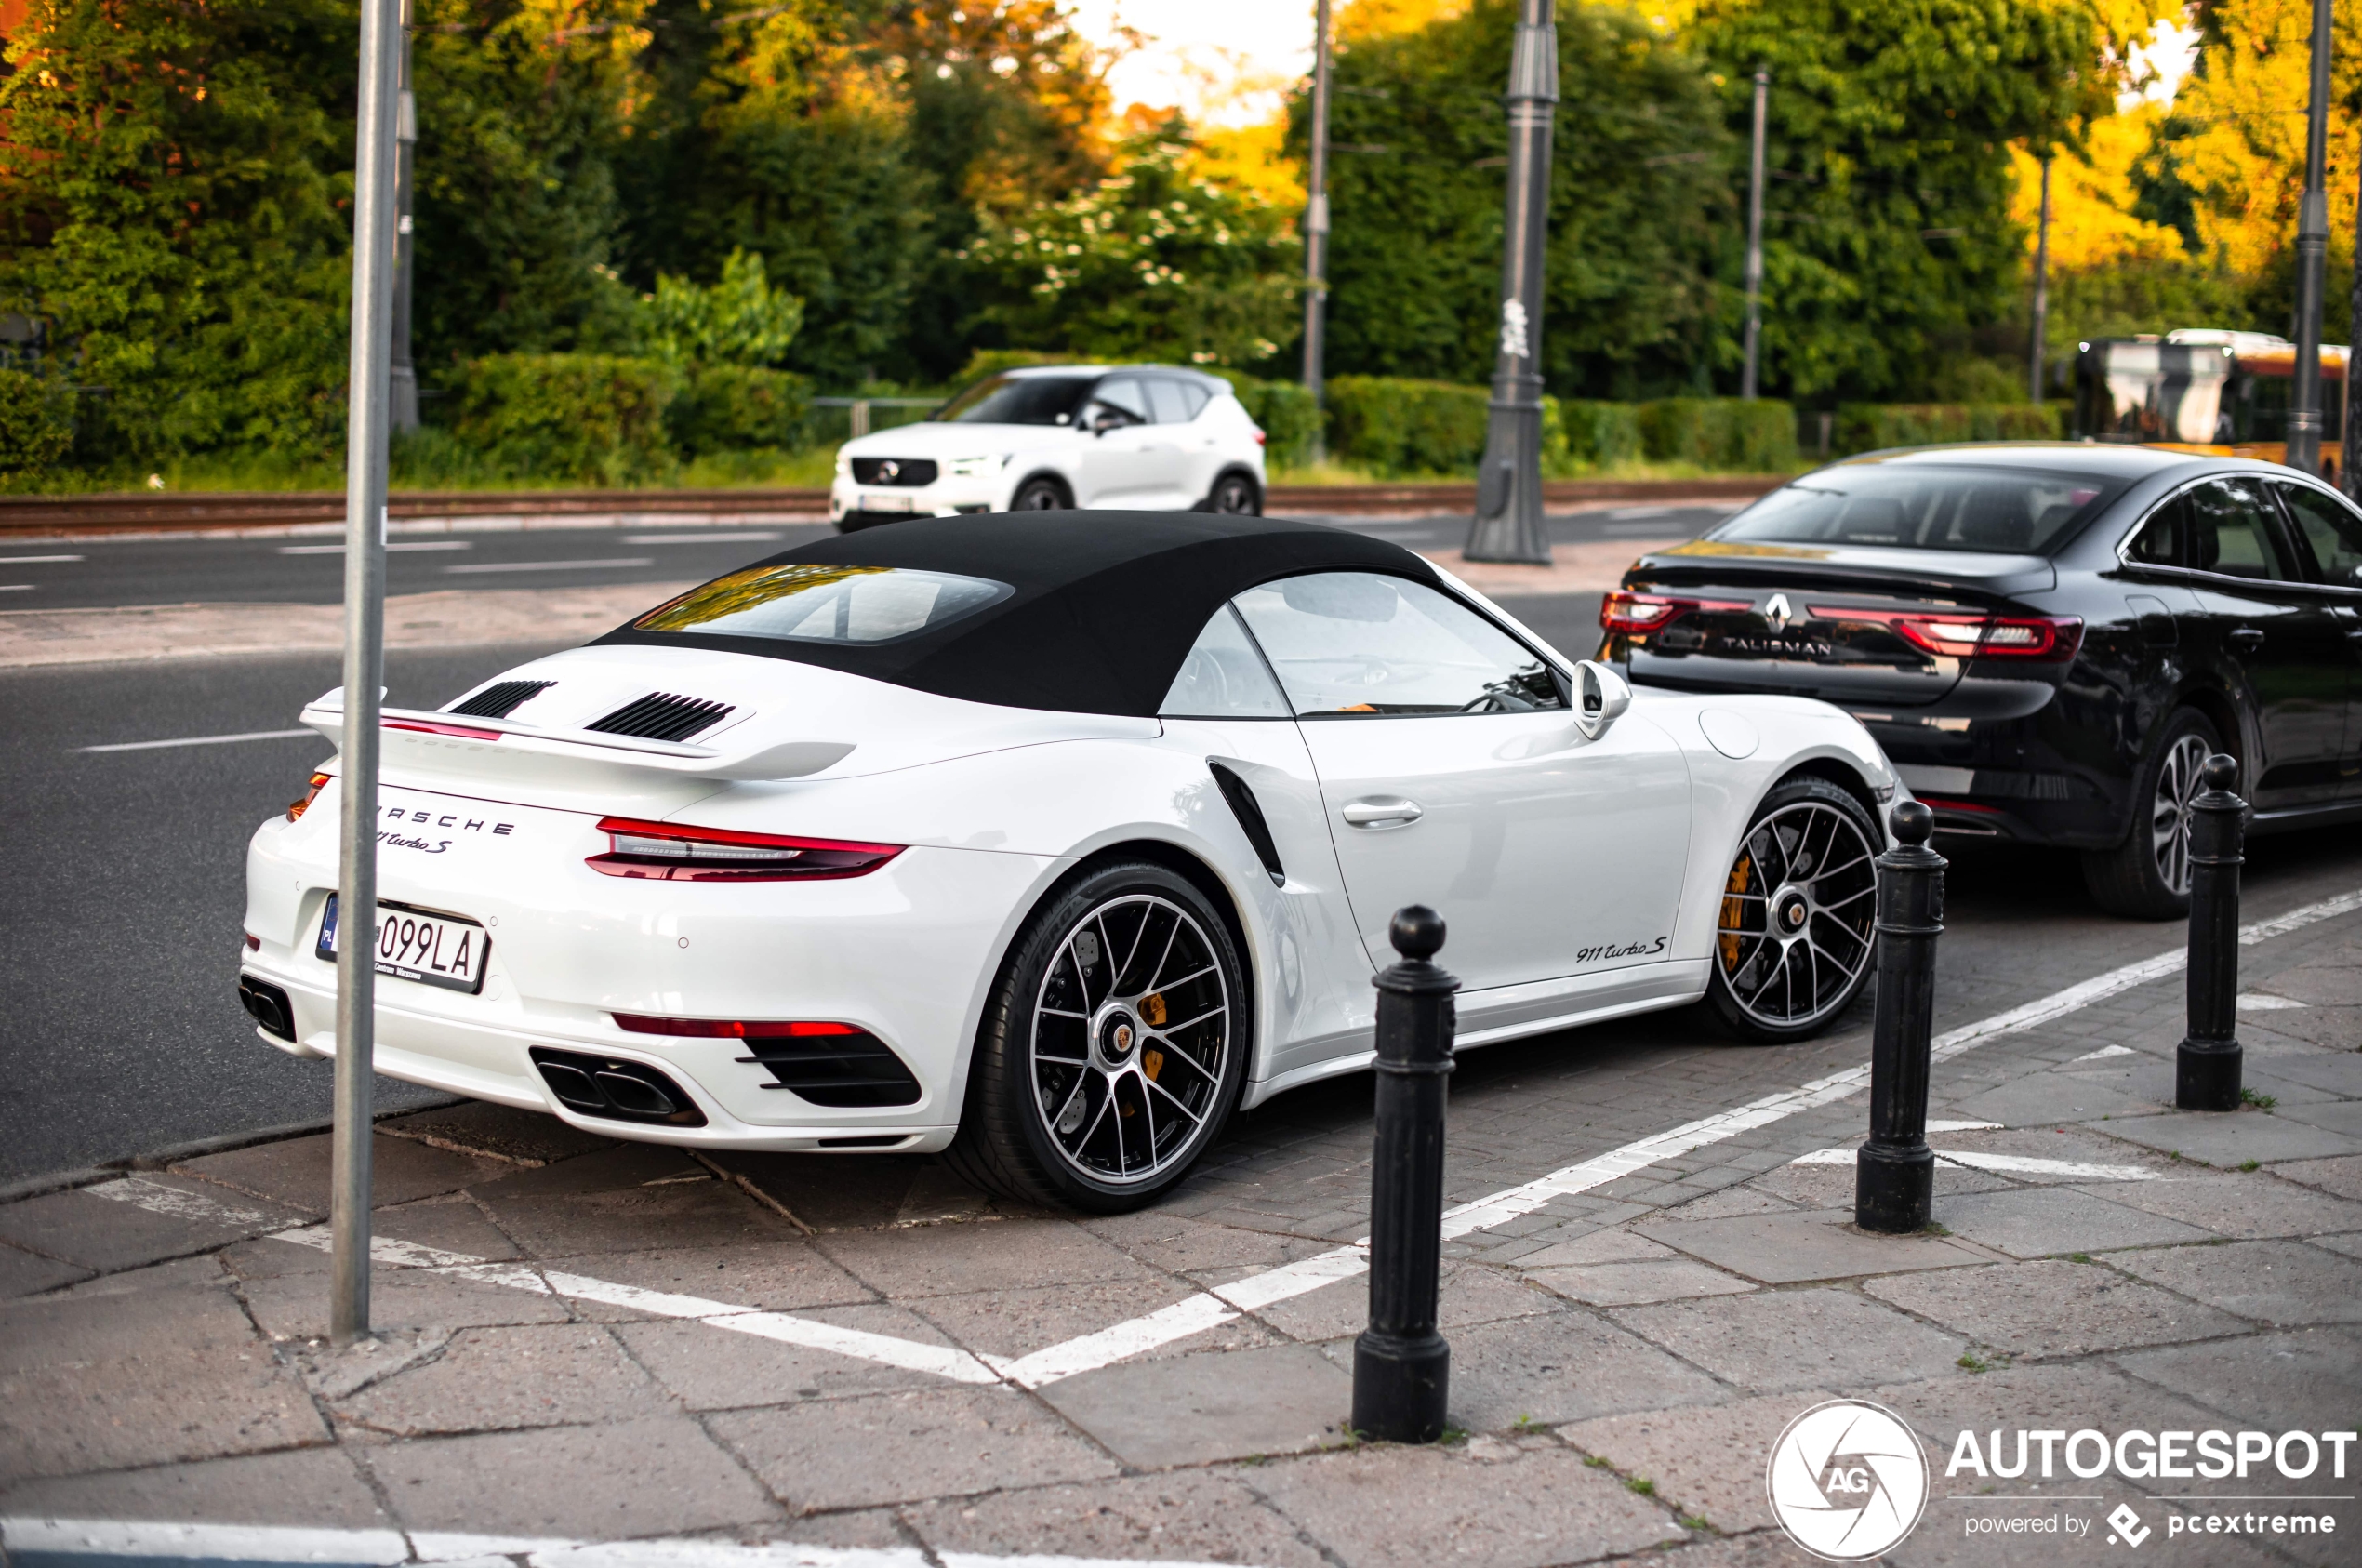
[633,564,1012,644]
[1718,465,2125,555]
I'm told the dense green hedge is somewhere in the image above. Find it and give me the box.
[1637,397,1798,471]
[1225,375,1324,471]
[1324,375,1493,476]
[1559,400,1644,469]
[449,355,679,484]
[667,365,812,458]
[1835,403,2065,454]
[0,370,76,478]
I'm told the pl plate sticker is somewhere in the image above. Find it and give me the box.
[1767,1398,1931,1561]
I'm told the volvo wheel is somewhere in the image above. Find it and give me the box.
[1705,777,1880,1043]
[946,861,1247,1211]
[2081,708,2223,920]
[1011,477,1068,511]
[1205,472,1261,514]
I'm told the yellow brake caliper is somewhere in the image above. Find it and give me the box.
[1719,853,1753,970]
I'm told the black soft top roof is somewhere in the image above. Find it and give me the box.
[593,511,1443,717]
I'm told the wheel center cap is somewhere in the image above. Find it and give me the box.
[1780,897,1810,932]
[1095,1012,1138,1068]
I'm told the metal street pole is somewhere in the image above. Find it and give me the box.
[2347,143,2361,500]
[1301,0,1333,465]
[1740,67,1767,402]
[389,0,418,434]
[332,0,403,1347]
[2028,152,2052,405]
[2286,0,2331,476]
[1465,0,1557,564]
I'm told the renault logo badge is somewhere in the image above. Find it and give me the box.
[1764,592,1792,633]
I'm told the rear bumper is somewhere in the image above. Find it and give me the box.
[242,815,1062,1152]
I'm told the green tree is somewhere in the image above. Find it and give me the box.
[646,247,804,366]
[1691,0,2117,400]
[957,120,1303,368]
[1311,1,1732,399]
[0,0,357,463]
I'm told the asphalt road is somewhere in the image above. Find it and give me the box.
[0,502,1726,1183]
[0,503,1734,611]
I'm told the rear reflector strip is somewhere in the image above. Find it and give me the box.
[612,1015,922,1107]
[384,718,504,741]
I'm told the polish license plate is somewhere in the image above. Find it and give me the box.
[316,895,491,995]
[863,492,915,512]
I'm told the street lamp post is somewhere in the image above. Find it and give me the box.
[1302,0,1333,466]
[2028,152,2052,405]
[1465,0,1558,565]
[2347,152,2361,500]
[331,0,404,1346]
[1740,67,1767,402]
[389,0,418,433]
[2286,0,2331,476]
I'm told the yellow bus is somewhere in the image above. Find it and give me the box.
[2072,329,2349,485]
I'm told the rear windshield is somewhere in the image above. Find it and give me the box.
[1717,465,2125,555]
[935,374,1095,426]
[633,565,1012,644]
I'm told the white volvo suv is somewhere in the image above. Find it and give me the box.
[829,365,1267,530]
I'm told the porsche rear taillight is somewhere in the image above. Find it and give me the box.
[588,816,903,882]
[612,1015,859,1039]
[1810,606,2083,662]
[1599,591,1752,635]
[286,770,331,821]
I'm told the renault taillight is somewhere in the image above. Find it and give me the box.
[1599,591,1752,635]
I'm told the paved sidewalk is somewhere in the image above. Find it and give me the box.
[5,904,2359,1567]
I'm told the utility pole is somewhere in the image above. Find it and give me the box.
[1465,0,1557,565]
[1301,0,1334,465]
[1740,67,1767,401]
[2346,146,2361,501]
[2286,0,2331,475]
[389,0,418,433]
[332,0,403,1347]
[2029,152,2052,405]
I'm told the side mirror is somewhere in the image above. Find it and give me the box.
[1091,408,1125,435]
[1572,660,1631,739]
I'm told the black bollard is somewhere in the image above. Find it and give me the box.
[1351,905,1459,1444]
[1857,801,1946,1234]
[2177,753,2247,1111]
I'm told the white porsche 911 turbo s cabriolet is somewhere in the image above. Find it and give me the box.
[239,513,1902,1211]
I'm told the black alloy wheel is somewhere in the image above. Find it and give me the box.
[945,860,1249,1212]
[1206,472,1262,515]
[2081,707,2223,920]
[1705,777,1882,1043]
[1011,477,1068,511]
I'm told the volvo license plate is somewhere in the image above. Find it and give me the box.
[317,895,491,994]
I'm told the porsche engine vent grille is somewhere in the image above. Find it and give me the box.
[447,679,554,719]
[741,1030,922,1108]
[585,691,736,743]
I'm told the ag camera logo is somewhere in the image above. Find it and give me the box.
[1767,1399,1931,1561]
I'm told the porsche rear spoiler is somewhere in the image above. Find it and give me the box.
[299,691,854,783]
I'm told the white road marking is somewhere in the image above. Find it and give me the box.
[280,541,473,554]
[2073,1044,2139,1062]
[0,584,33,591]
[77,727,316,753]
[0,553,83,563]
[0,1518,1207,1567]
[1787,1148,2156,1181]
[442,557,654,574]
[60,884,2362,1399]
[2236,992,2308,1011]
[621,531,786,544]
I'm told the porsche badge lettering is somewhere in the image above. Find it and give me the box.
[1575,936,1670,965]
[376,800,518,856]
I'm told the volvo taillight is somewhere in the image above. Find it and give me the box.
[588,817,903,882]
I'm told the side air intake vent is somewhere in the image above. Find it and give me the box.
[1208,763,1285,886]
[529,1047,708,1126]
[741,1029,922,1108]
[447,679,554,719]
[586,691,736,743]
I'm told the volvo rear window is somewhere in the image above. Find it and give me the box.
[633,565,1012,644]
[1717,466,2125,555]
[934,374,1095,426]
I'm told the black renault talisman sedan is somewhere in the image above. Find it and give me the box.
[1601,445,2362,918]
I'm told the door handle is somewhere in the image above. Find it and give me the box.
[2229,627,2265,650]
[1342,798,1423,829]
